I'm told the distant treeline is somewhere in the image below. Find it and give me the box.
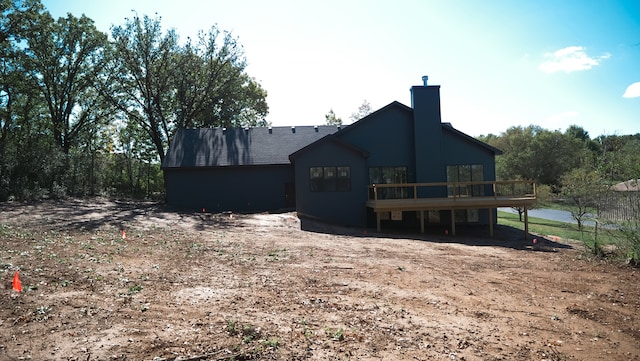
[479,125,640,188]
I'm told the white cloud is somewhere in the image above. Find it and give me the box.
[539,46,610,73]
[623,82,640,98]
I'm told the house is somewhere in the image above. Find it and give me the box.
[162,125,338,212]
[162,77,536,234]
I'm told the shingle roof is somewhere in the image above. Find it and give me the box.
[612,179,640,192]
[162,126,341,168]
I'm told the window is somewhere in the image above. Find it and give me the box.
[448,164,483,223]
[446,164,484,197]
[324,167,337,191]
[369,167,407,185]
[337,166,350,191]
[310,167,323,192]
[310,166,351,192]
[369,166,408,199]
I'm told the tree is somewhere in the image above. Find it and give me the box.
[173,26,268,128]
[24,11,108,154]
[324,109,342,125]
[485,125,584,186]
[529,129,583,185]
[560,168,607,255]
[565,124,589,142]
[619,138,640,180]
[104,14,179,164]
[595,134,640,183]
[105,14,269,164]
[349,100,372,123]
[511,183,551,222]
[0,0,69,200]
[0,0,45,155]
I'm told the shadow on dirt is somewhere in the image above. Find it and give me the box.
[299,216,573,252]
[0,199,572,252]
[0,199,240,233]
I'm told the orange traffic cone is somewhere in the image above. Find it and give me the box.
[121,229,126,240]
[12,271,22,292]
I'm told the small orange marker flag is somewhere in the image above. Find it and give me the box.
[12,271,22,292]
[121,229,126,239]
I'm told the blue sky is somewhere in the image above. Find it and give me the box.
[43,0,640,137]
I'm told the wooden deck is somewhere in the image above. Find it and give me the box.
[366,180,537,238]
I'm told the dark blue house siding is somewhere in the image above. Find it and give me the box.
[412,85,444,184]
[337,104,417,181]
[165,165,293,212]
[442,128,497,177]
[441,128,499,225]
[162,80,503,231]
[292,141,368,227]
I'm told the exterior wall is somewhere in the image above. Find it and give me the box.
[165,165,294,212]
[411,85,443,183]
[442,130,499,225]
[441,130,497,179]
[293,142,368,227]
[337,106,416,181]
[163,85,501,231]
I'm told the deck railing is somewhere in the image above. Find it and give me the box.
[368,180,536,201]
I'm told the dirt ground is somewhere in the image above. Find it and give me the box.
[0,199,638,361]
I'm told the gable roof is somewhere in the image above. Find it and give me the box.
[289,134,369,162]
[442,123,503,155]
[335,101,413,137]
[336,100,502,156]
[162,126,340,168]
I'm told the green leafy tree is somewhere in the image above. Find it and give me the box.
[324,109,342,125]
[530,129,583,185]
[0,0,45,154]
[24,11,108,154]
[565,124,601,169]
[595,135,640,182]
[105,14,268,164]
[485,125,583,186]
[619,138,640,181]
[173,26,268,128]
[103,14,178,164]
[110,118,161,198]
[0,0,63,199]
[560,168,607,255]
[595,135,627,182]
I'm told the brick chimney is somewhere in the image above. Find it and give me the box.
[411,76,443,184]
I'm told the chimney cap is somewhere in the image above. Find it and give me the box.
[422,75,428,86]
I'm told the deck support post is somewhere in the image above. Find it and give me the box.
[524,207,529,241]
[376,212,381,232]
[450,209,456,236]
[488,208,494,238]
[420,210,425,233]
